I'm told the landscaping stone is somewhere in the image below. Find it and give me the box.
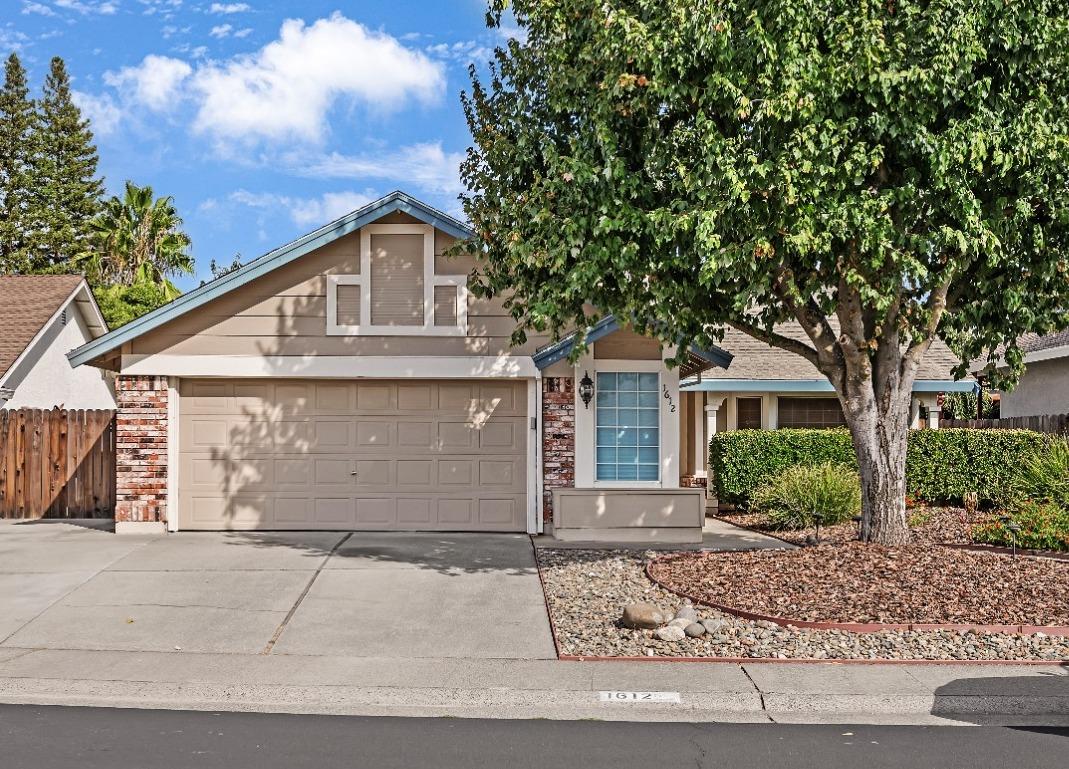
[667,618,693,630]
[537,548,1069,661]
[654,625,686,642]
[684,622,706,638]
[674,605,698,622]
[620,602,667,629]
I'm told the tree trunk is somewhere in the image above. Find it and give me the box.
[841,381,913,545]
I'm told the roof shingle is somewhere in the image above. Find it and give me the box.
[0,275,85,379]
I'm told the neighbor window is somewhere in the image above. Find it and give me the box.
[777,397,846,429]
[595,372,660,482]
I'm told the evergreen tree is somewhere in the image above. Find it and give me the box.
[34,56,102,271]
[0,53,37,273]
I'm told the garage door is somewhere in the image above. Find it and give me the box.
[177,379,529,531]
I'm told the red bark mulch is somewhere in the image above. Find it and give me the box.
[648,544,1069,627]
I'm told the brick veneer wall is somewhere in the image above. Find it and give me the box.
[541,376,575,523]
[115,375,168,524]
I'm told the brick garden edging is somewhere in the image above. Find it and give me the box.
[644,552,1069,638]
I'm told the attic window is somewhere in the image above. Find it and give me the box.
[326,223,467,336]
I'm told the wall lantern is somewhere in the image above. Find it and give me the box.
[578,371,595,409]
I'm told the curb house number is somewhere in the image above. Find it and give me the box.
[599,691,682,703]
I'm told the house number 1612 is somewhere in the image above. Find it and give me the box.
[662,385,676,412]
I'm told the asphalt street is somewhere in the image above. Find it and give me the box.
[0,704,1066,769]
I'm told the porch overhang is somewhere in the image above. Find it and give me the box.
[680,378,977,393]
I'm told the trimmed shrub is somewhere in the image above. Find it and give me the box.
[1011,437,1069,508]
[710,428,855,504]
[906,429,1049,505]
[971,501,1069,552]
[711,427,1049,506]
[751,462,862,530]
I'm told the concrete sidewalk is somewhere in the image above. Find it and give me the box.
[0,647,1065,724]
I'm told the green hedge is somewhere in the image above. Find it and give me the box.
[710,428,1049,506]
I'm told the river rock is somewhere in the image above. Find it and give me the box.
[621,603,668,629]
[674,605,698,622]
[685,623,706,638]
[655,625,687,642]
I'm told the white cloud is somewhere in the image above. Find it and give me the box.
[53,0,119,14]
[300,142,464,195]
[191,13,444,144]
[209,2,249,13]
[0,28,30,52]
[233,27,252,38]
[22,2,58,16]
[230,189,377,227]
[103,54,192,111]
[209,23,232,38]
[426,39,492,66]
[72,90,123,135]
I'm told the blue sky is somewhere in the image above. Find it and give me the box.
[1,1,510,288]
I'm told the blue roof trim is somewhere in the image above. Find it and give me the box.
[532,315,733,371]
[68,191,473,368]
[681,378,976,393]
[690,345,734,369]
[532,316,620,369]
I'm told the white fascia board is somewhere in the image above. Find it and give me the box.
[1024,344,1069,364]
[120,354,539,379]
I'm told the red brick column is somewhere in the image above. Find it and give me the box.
[114,375,169,528]
[541,376,575,524]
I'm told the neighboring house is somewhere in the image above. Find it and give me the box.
[676,325,974,488]
[67,191,968,541]
[974,330,1069,418]
[0,275,113,410]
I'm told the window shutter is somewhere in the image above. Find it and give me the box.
[433,285,458,326]
[370,233,424,326]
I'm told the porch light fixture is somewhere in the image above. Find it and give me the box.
[578,371,595,409]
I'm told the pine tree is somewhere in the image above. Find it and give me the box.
[0,53,37,273]
[34,56,103,272]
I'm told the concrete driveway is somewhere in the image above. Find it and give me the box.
[0,521,556,661]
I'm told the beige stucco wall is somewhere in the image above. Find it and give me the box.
[551,488,704,542]
[1000,357,1069,418]
[128,216,547,359]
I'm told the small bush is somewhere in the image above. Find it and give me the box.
[751,462,862,530]
[1012,438,1069,508]
[971,501,1069,552]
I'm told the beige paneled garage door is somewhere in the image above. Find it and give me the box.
[177,379,528,531]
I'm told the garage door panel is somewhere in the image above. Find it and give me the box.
[179,379,528,531]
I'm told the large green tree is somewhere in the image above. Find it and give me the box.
[0,53,37,273]
[461,0,1069,543]
[35,56,103,271]
[79,181,194,327]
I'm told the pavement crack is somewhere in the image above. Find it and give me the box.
[739,664,774,723]
[261,533,351,655]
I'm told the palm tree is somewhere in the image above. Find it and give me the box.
[80,181,193,299]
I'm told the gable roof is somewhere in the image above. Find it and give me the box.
[0,275,99,380]
[68,191,473,368]
[532,315,733,375]
[1019,329,1069,359]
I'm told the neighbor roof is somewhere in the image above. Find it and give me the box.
[68,191,474,368]
[0,275,87,379]
[1018,329,1069,356]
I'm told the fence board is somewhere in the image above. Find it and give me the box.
[943,413,1069,435]
[0,408,116,519]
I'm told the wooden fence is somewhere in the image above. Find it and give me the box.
[943,413,1069,435]
[0,408,116,519]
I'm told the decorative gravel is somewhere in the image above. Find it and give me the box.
[649,545,1069,626]
[536,548,1069,661]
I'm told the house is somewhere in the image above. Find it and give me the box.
[67,191,969,541]
[677,326,974,489]
[974,331,1069,418]
[0,275,113,410]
